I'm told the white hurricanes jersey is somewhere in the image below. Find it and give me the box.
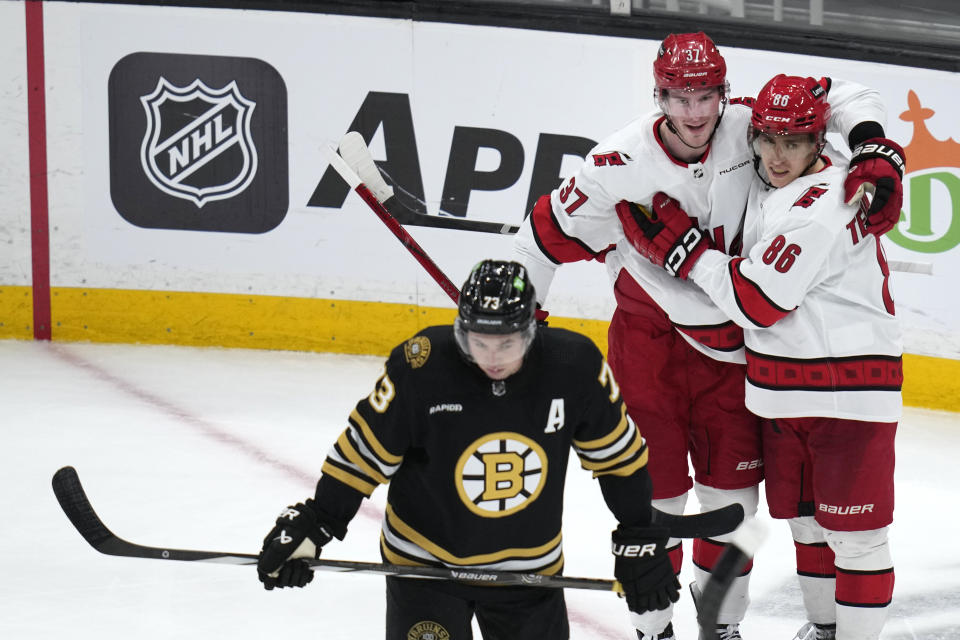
[513,79,887,364]
[689,157,903,422]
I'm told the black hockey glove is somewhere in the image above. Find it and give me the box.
[257,499,334,590]
[612,524,680,613]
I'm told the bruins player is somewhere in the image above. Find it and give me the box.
[257,259,680,640]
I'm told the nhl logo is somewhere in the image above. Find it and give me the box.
[140,77,258,207]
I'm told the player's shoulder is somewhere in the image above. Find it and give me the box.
[386,325,456,373]
[536,327,604,367]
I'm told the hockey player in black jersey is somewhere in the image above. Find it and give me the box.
[257,259,680,640]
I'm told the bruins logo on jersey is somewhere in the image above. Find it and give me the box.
[404,336,431,369]
[407,620,450,640]
[455,432,547,518]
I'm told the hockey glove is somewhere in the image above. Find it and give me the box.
[843,138,906,236]
[612,524,681,613]
[615,192,712,280]
[257,499,334,590]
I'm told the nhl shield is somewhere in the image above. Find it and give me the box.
[140,77,258,207]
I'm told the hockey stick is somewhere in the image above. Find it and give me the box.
[334,132,520,235]
[692,517,768,640]
[323,141,462,305]
[53,466,742,587]
[887,260,932,275]
[324,139,549,322]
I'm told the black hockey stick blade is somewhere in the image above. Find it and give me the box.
[334,131,519,235]
[51,466,618,590]
[384,197,520,235]
[652,503,744,539]
[52,466,249,563]
[694,517,768,639]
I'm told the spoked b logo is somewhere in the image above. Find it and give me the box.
[109,52,288,233]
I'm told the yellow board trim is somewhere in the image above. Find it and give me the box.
[1,285,957,412]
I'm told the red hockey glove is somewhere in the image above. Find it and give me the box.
[843,138,906,236]
[615,192,712,280]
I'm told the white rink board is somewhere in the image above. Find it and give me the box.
[0,0,31,287]
[1,2,959,355]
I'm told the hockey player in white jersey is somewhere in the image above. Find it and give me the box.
[512,31,904,640]
[617,74,902,640]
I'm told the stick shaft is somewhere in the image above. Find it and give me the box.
[323,144,461,305]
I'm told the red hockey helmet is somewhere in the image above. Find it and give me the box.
[749,74,831,141]
[653,32,727,91]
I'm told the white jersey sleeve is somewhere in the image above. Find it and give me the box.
[824,77,888,142]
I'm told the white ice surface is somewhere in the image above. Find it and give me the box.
[1,340,957,639]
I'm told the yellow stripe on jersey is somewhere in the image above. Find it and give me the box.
[321,460,378,496]
[593,446,649,478]
[336,430,392,485]
[573,404,631,451]
[350,408,403,466]
[380,532,426,567]
[385,504,563,566]
[538,554,565,576]
[578,426,645,474]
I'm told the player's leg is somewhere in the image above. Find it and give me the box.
[473,585,569,640]
[689,484,759,627]
[789,516,837,630]
[763,417,837,631]
[763,416,842,638]
[687,352,763,637]
[385,576,474,640]
[607,305,691,639]
[810,419,897,640]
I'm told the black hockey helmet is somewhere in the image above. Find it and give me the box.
[457,260,536,333]
[454,260,538,362]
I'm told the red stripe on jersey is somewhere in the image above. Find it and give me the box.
[729,258,792,327]
[668,543,683,575]
[795,541,836,578]
[529,194,599,264]
[693,538,754,575]
[613,272,742,350]
[675,322,744,351]
[746,350,904,392]
[875,237,896,315]
[836,567,894,607]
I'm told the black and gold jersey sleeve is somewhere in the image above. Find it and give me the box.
[568,342,649,479]
[320,340,418,498]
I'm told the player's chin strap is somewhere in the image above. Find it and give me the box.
[663,97,728,153]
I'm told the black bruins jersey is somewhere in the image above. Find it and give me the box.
[318,325,650,574]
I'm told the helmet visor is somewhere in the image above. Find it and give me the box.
[454,318,536,379]
[750,130,820,163]
[656,84,727,119]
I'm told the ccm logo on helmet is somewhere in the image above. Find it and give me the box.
[612,543,659,558]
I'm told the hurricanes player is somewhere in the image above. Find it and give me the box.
[618,74,902,640]
[256,260,680,640]
[513,32,905,640]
